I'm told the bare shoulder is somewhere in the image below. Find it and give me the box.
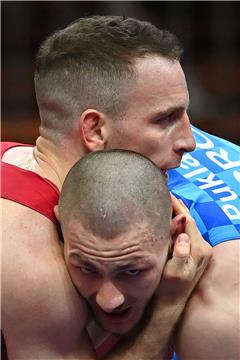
[2,198,90,358]
[197,240,239,296]
[175,239,240,360]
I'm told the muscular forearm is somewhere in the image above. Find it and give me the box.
[175,240,240,360]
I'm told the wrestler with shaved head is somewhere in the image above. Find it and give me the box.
[2,15,225,360]
[56,150,206,359]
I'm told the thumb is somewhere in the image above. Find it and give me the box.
[172,233,191,265]
[159,233,193,299]
[168,233,191,271]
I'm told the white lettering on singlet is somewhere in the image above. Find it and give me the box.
[181,153,201,169]
[181,154,209,178]
[184,167,209,178]
[197,173,224,189]
[222,205,240,221]
[192,127,214,149]
[179,133,239,222]
[206,148,240,170]
[196,173,238,202]
[212,186,238,202]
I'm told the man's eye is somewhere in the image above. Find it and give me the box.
[80,266,96,274]
[164,113,176,123]
[125,269,141,276]
[155,113,175,126]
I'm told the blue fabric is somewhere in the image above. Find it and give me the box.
[172,353,178,360]
[168,125,240,247]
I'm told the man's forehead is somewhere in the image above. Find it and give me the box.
[70,252,155,267]
[135,54,179,70]
[134,55,183,82]
[127,56,189,107]
[66,219,163,253]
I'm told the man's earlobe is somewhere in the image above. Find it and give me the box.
[170,214,186,243]
[54,205,60,222]
[79,109,106,151]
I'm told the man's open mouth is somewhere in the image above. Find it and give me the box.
[97,306,133,322]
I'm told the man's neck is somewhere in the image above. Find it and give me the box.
[2,136,85,191]
[34,135,84,190]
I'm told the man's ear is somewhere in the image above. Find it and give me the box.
[79,109,107,151]
[54,205,60,222]
[170,214,186,243]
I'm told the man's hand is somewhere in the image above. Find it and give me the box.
[106,196,213,360]
[157,194,213,304]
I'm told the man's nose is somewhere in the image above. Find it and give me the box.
[96,281,125,312]
[175,113,196,153]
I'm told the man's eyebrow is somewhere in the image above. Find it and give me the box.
[69,253,152,270]
[165,102,190,115]
[111,259,154,272]
[153,99,191,118]
[70,254,95,266]
[113,263,142,272]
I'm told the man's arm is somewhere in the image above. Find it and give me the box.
[175,239,240,360]
[105,199,213,360]
[171,196,240,359]
[2,198,96,360]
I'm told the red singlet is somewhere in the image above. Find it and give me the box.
[1,142,59,223]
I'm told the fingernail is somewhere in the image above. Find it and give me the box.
[178,234,190,243]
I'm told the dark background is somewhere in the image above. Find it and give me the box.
[2,1,240,144]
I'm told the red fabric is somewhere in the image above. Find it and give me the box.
[1,143,119,357]
[95,334,119,359]
[1,142,60,223]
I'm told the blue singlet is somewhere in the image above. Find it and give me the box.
[168,125,240,247]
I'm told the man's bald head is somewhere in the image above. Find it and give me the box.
[59,150,172,239]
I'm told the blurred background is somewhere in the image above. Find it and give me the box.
[2,1,240,144]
